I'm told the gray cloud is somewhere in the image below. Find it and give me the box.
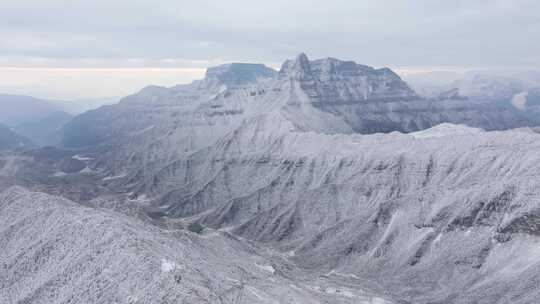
[2,0,539,67]
[1,0,539,98]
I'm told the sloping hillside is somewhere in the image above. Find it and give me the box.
[0,187,392,304]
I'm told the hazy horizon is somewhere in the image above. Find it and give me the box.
[2,0,540,99]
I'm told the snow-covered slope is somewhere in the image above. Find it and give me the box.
[119,123,540,304]
[0,186,392,304]
[32,54,540,303]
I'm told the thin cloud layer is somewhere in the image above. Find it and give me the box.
[1,0,539,98]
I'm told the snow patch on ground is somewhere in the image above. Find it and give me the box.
[255,263,275,273]
[79,167,96,174]
[128,194,149,203]
[160,259,179,273]
[72,154,94,161]
[285,250,296,257]
[325,287,355,298]
[512,91,528,111]
[371,297,391,304]
[433,233,442,245]
[131,125,155,136]
[327,269,360,279]
[102,173,127,181]
[246,286,274,302]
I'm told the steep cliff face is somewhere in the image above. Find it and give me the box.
[279,53,417,103]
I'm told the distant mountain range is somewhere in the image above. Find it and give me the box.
[0,94,62,127]
[404,70,540,100]
[0,123,35,151]
[0,93,118,147]
[14,111,74,146]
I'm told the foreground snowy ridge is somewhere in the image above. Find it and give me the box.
[0,187,393,304]
[134,122,540,303]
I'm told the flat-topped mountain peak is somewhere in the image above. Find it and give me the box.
[204,62,277,87]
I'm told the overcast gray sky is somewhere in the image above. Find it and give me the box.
[1,0,539,99]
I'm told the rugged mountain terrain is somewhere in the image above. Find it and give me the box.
[63,55,539,147]
[61,54,538,174]
[4,54,540,303]
[0,186,392,304]
[150,123,540,303]
[0,94,115,141]
[10,123,540,303]
[0,94,118,120]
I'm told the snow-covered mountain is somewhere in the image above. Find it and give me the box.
[407,71,540,120]
[0,186,393,304]
[114,121,539,304]
[5,54,540,303]
[0,94,118,124]
[449,73,523,100]
[61,54,536,172]
[14,123,540,303]
[0,94,119,148]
